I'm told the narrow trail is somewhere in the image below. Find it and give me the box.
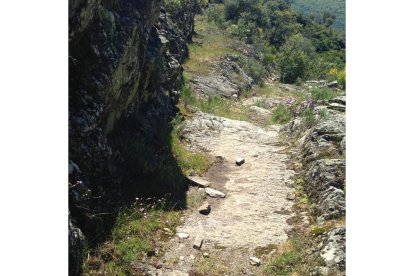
[158,112,296,275]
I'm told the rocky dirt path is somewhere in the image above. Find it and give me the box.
[152,111,297,275]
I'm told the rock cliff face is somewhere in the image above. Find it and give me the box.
[69,0,198,274]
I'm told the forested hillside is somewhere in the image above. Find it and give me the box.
[291,0,345,32]
[206,0,345,84]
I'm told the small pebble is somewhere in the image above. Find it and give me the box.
[249,256,261,266]
[177,232,190,239]
[236,158,245,166]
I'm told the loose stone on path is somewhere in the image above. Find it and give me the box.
[187,176,210,188]
[249,256,261,266]
[198,202,211,215]
[177,232,190,239]
[236,157,245,166]
[193,236,204,249]
[205,187,226,198]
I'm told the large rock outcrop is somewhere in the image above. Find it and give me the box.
[284,94,346,274]
[190,57,254,98]
[285,95,346,221]
[69,0,198,274]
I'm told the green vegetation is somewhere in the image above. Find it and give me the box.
[180,83,196,108]
[171,115,211,176]
[254,98,270,109]
[184,15,269,86]
[303,107,317,127]
[192,256,231,275]
[262,238,324,275]
[204,1,345,84]
[328,67,346,88]
[261,207,345,275]
[179,82,250,121]
[311,87,339,101]
[299,194,310,205]
[240,57,268,85]
[245,82,306,100]
[162,0,208,14]
[83,199,182,275]
[272,105,292,124]
[318,108,329,120]
[294,184,311,207]
[309,219,345,237]
[278,33,313,83]
[295,178,305,185]
[183,16,238,76]
[271,98,329,126]
[83,110,212,275]
[205,3,226,27]
[263,250,301,275]
[291,0,345,32]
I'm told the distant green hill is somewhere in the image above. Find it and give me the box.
[291,0,345,32]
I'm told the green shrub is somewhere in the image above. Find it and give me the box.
[302,107,317,127]
[328,67,346,88]
[195,95,226,114]
[224,0,241,21]
[206,4,226,27]
[254,40,277,66]
[198,0,209,8]
[272,105,292,124]
[318,108,329,120]
[299,195,309,205]
[295,178,305,184]
[278,34,314,84]
[180,83,195,108]
[241,57,268,84]
[263,250,301,275]
[162,0,183,14]
[311,87,337,101]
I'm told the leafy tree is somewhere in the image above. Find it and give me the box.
[278,34,314,83]
[264,9,301,47]
[206,4,226,27]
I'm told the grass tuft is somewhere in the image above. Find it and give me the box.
[179,82,250,121]
[192,255,230,275]
[302,107,317,127]
[262,243,301,276]
[183,15,237,76]
[262,237,325,275]
[83,199,182,275]
[311,87,339,102]
[272,105,292,124]
[171,114,211,176]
